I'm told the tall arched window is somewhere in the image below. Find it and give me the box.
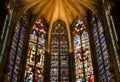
[0,8,14,63]
[7,14,28,81]
[73,20,94,82]
[50,22,69,81]
[104,1,120,71]
[24,18,46,82]
[91,15,111,82]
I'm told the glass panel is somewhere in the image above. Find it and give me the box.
[25,19,46,82]
[91,15,112,81]
[50,23,69,82]
[97,19,111,81]
[73,20,94,82]
[12,26,25,81]
[7,14,27,81]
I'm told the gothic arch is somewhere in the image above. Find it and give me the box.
[47,20,72,53]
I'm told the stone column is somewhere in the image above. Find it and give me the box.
[43,51,51,82]
[68,51,75,82]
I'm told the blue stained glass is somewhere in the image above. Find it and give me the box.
[92,15,112,81]
[12,41,17,47]
[7,14,27,81]
[20,32,25,38]
[100,34,105,39]
[100,65,104,70]
[14,35,18,40]
[101,74,105,79]
[38,45,42,49]
[19,39,23,44]
[11,49,16,55]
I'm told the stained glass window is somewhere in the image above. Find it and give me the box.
[91,15,112,82]
[104,4,120,71]
[50,23,69,82]
[0,9,14,63]
[24,19,46,82]
[73,20,94,82]
[7,15,27,81]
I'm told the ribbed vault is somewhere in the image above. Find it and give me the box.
[9,0,102,52]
